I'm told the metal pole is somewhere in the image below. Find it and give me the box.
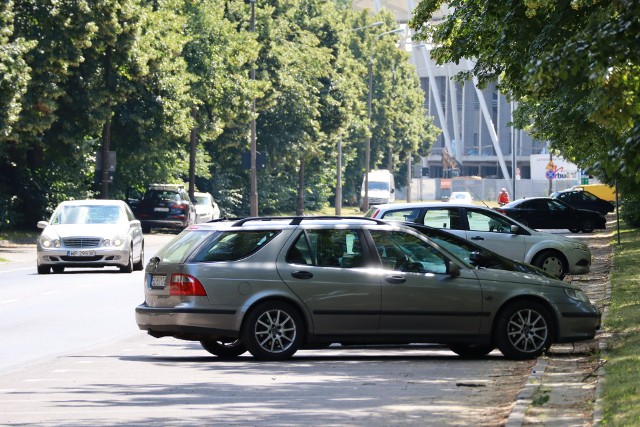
[336,137,342,215]
[249,0,258,216]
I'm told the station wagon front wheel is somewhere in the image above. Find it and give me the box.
[242,301,304,361]
[494,300,554,360]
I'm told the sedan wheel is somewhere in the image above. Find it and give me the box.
[568,228,581,233]
[120,246,133,273]
[52,266,65,274]
[200,338,247,359]
[581,219,595,233]
[533,250,566,279]
[37,265,50,274]
[495,301,553,360]
[133,243,145,271]
[242,301,304,361]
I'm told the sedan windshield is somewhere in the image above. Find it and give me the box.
[50,205,124,225]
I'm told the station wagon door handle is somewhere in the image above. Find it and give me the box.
[291,271,313,280]
[470,236,484,241]
[385,275,406,284]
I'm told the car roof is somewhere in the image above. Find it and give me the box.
[372,202,482,210]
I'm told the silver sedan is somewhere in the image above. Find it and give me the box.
[37,200,144,274]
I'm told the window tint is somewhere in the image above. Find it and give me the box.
[467,209,513,233]
[380,208,421,222]
[286,229,363,268]
[193,230,279,262]
[370,230,447,274]
[156,230,211,263]
[422,208,462,230]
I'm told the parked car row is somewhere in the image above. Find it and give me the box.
[365,202,592,279]
[135,216,600,361]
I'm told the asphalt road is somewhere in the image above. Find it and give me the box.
[0,232,533,426]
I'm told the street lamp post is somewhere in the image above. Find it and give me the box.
[249,0,258,216]
[363,28,404,211]
[335,22,383,215]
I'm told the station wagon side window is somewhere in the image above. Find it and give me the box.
[286,229,363,268]
[192,230,280,262]
[422,208,462,230]
[369,230,447,274]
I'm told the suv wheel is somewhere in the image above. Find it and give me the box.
[494,300,553,360]
[242,301,304,361]
[133,243,145,271]
[200,338,247,359]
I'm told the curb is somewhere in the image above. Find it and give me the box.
[505,358,549,427]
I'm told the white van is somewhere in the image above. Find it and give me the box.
[361,169,395,209]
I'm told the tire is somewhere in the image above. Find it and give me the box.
[142,224,151,234]
[120,246,134,273]
[52,266,65,274]
[494,300,554,360]
[241,300,304,361]
[448,344,495,359]
[568,228,580,233]
[581,219,595,233]
[532,250,567,279]
[200,338,247,359]
[37,265,50,274]
[133,242,145,271]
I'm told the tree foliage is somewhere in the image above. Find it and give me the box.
[0,0,436,229]
[410,0,640,195]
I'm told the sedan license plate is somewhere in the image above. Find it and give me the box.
[154,207,170,212]
[66,250,96,257]
[149,274,167,289]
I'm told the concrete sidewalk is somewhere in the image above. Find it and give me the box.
[0,240,37,264]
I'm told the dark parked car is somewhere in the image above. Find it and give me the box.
[550,189,615,215]
[134,184,196,233]
[496,197,606,233]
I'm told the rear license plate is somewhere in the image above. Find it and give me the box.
[67,250,96,257]
[154,207,169,212]
[149,274,167,289]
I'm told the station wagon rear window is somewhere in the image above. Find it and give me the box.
[193,230,280,262]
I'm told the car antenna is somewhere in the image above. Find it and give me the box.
[466,185,491,209]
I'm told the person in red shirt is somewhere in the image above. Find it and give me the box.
[498,188,510,206]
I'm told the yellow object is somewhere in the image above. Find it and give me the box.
[570,184,616,202]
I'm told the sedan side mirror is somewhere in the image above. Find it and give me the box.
[469,251,490,267]
[37,220,48,230]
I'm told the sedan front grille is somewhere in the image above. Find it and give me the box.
[62,237,101,248]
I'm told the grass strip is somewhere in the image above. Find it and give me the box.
[602,224,640,425]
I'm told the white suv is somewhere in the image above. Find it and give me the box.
[365,203,591,279]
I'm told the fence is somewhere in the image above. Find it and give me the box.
[398,178,578,203]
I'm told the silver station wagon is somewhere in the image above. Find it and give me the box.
[135,217,600,361]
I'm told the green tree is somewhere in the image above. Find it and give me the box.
[410,0,640,194]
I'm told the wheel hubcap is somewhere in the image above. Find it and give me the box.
[541,256,563,277]
[507,309,548,353]
[255,309,296,353]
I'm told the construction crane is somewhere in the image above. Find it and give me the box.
[441,149,460,178]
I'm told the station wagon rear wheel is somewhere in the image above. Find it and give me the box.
[494,300,553,360]
[242,301,304,361]
[200,338,247,359]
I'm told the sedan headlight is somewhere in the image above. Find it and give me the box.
[104,236,125,247]
[39,235,60,248]
[570,241,588,251]
[565,288,590,303]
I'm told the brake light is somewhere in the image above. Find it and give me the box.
[169,274,207,296]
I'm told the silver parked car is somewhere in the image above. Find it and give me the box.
[37,200,144,274]
[135,217,600,361]
[365,202,592,279]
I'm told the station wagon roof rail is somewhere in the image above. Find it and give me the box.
[230,216,388,227]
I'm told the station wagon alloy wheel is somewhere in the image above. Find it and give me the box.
[242,301,303,361]
[495,301,552,359]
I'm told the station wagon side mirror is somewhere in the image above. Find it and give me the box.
[447,261,461,277]
[510,225,520,234]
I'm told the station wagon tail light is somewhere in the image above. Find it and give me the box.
[169,274,207,296]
